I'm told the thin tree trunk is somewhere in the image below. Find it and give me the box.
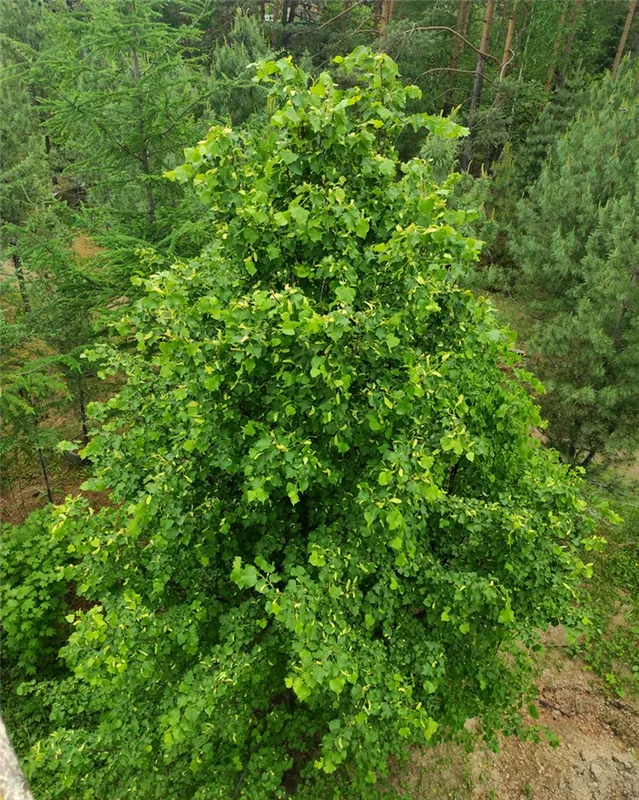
[11,251,31,314]
[131,45,155,227]
[631,16,639,57]
[272,0,281,46]
[374,0,383,32]
[499,0,518,79]
[443,0,472,115]
[0,715,34,800]
[37,447,54,504]
[460,0,496,172]
[545,0,569,92]
[556,0,583,88]
[517,0,533,81]
[612,271,638,348]
[287,0,297,24]
[78,375,89,447]
[260,0,265,22]
[612,0,638,78]
[379,0,398,31]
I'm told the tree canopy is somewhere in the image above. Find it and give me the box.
[4,48,602,800]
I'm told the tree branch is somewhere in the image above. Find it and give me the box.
[399,26,501,65]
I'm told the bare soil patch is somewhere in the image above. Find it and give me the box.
[396,643,638,799]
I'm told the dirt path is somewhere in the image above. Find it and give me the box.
[398,642,639,800]
[469,649,639,800]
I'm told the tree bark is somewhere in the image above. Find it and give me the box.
[612,271,638,349]
[612,0,638,78]
[460,0,496,171]
[272,0,281,46]
[545,0,569,92]
[0,715,34,800]
[11,251,31,315]
[379,0,398,31]
[499,0,518,79]
[631,14,639,57]
[374,0,383,31]
[78,374,89,447]
[37,447,54,504]
[556,0,583,88]
[443,0,472,115]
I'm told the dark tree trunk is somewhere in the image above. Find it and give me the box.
[78,375,89,447]
[612,271,637,349]
[545,0,569,92]
[556,0,583,88]
[272,0,281,47]
[443,0,472,116]
[37,448,54,504]
[11,251,32,315]
[631,15,639,57]
[460,0,496,171]
[374,0,383,31]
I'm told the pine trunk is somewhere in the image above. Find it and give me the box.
[499,0,518,79]
[545,0,569,92]
[374,0,383,31]
[11,251,31,315]
[443,0,472,116]
[379,0,398,31]
[460,0,496,171]
[612,0,638,78]
[37,447,54,504]
[78,375,89,447]
[556,0,583,88]
[272,0,281,47]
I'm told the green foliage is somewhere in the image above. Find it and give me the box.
[210,9,271,125]
[11,49,602,799]
[0,506,76,676]
[35,0,206,244]
[511,63,639,465]
[574,492,639,697]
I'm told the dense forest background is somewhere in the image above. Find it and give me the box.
[1,1,638,799]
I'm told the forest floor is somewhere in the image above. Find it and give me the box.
[400,633,639,800]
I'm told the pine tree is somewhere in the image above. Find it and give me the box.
[511,63,639,465]
[35,0,206,242]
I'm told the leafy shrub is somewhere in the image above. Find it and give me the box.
[1,502,81,676]
[20,48,600,799]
